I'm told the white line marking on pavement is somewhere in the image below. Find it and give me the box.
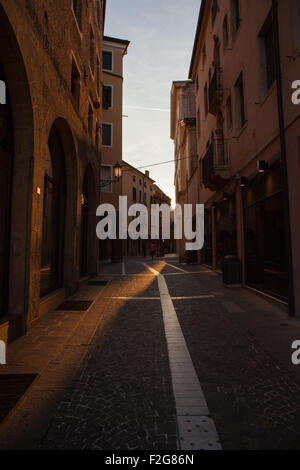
[171,295,215,300]
[164,271,214,276]
[141,262,222,451]
[164,263,188,273]
[112,297,160,300]
[122,262,126,275]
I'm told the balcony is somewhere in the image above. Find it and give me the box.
[202,137,231,191]
[208,67,223,115]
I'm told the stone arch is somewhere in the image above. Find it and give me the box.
[40,117,78,297]
[0,4,34,324]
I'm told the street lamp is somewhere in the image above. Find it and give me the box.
[100,162,123,189]
[113,162,122,181]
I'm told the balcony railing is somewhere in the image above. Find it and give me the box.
[202,137,230,191]
[208,67,223,114]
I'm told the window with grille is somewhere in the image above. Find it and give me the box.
[101,165,112,193]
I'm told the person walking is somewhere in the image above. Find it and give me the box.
[150,242,156,260]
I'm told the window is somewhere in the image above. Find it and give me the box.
[235,73,246,129]
[197,108,201,136]
[103,84,112,109]
[96,56,100,96]
[88,104,93,136]
[226,96,233,130]
[212,0,218,24]
[97,0,101,26]
[96,123,100,150]
[139,179,142,185]
[196,75,199,91]
[139,190,142,203]
[90,27,95,75]
[102,123,112,146]
[133,175,136,182]
[204,83,208,116]
[202,43,206,67]
[133,187,137,201]
[101,165,112,193]
[259,13,275,92]
[231,0,240,39]
[71,59,80,108]
[103,50,112,71]
[144,193,147,204]
[292,0,300,49]
[72,0,82,29]
[223,15,229,50]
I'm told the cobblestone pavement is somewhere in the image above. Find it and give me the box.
[1,255,300,449]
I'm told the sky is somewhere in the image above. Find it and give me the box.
[104,0,201,206]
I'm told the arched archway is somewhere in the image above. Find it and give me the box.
[0,4,34,318]
[40,118,78,297]
[80,164,97,277]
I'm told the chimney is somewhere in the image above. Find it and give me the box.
[145,170,150,178]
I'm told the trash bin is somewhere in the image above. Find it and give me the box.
[222,255,242,286]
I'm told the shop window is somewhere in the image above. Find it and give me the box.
[40,127,65,297]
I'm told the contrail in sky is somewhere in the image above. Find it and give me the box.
[125,105,169,112]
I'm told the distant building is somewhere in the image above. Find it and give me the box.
[121,161,172,257]
[100,35,129,263]
[0,0,106,343]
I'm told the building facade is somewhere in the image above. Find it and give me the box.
[171,80,197,262]
[99,35,129,263]
[173,0,300,314]
[0,0,106,343]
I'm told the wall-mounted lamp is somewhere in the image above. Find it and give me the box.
[212,202,217,208]
[113,162,122,181]
[223,192,230,201]
[240,176,248,188]
[257,160,269,173]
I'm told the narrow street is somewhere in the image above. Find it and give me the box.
[1,255,300,450]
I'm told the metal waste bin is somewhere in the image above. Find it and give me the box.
[222,255,242,286]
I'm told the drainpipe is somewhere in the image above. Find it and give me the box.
[272,0,295,316]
